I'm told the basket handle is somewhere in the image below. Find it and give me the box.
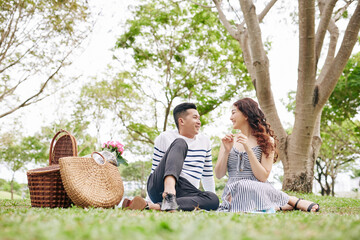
[91,151,108,165]
[49,129,78,165]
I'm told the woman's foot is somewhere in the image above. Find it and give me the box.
[289,197,320,212]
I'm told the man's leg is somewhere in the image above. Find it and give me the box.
[147,138,188,204]
[175,177,219,211]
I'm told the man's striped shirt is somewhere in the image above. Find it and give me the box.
[150,130,215,193]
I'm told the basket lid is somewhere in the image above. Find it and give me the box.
[27,165,60,175]
[49,130,78,165]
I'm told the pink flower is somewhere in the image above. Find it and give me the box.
[118,146,124,153]
[102,140,125,154]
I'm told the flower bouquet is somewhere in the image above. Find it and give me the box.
[102,141,128,166]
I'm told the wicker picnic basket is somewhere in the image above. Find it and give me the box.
[59,152,124,208]
[27,130,78,208]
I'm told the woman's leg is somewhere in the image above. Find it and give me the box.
[287,196,319,212]
[276,204,293,211]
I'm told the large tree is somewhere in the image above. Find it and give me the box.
[208,0,360,191]
[78,0,252,154]
[0,0,92,119]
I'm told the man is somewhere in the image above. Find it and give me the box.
[123,103,219,211]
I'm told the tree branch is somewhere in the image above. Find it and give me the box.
[212,0,239,40]
[334,0,356,21]
[0,58,65,119]
[297,0,316,103]
[0,45,35,74]
[0,74,30,102]
[258,0,278,23]
[0,3,21,64]
[315,0,338,66]
[317,2,360,109]
[238,29,257,82]
[316,17,339,83]
[239,0,286,142]
[117,112,154,146]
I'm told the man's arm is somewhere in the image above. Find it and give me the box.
[201,140,216,193]
[151,134,166,173]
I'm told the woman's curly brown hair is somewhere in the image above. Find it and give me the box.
[233,98,278,163]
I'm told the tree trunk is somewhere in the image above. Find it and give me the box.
[281,135,322,192]
[213,0,360,193]
[10,175,14,200]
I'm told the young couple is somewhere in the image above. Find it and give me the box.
[122,99,320,213]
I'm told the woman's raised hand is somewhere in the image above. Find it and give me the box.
[236,131,249,147]
[221,134,235,152]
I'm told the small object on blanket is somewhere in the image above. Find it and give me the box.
[250,207,276,214]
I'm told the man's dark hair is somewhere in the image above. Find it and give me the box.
[173,103,197,129]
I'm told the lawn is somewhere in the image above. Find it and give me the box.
[1,193,359,240]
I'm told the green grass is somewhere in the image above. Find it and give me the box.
[1,193,359,240]
[0,191,21,199]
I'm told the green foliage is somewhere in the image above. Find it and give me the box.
[315,120,360,196]
[0,130,48,169]
[0,179,21,193]
[211,135,221,164]
[0,129,48,199]
[0,191,22,199]
[0,178,28,199]
[121,160,152,181]
[121,160,152,194]
[281,90,297,113]
[312,51,360,196]
[351,168,360,179]
[214,177,227,197]
[1,195,360,240]
[79,0,251,156]
[322,52,360,124]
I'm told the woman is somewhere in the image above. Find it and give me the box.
[215,98,320,213]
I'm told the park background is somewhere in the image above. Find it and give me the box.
[0,0,359,200]
[1,1,360,240]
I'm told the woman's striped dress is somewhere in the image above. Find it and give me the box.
[218,146,289,212]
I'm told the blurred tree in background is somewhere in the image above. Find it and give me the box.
[315,120,360,196]
[0,0,93,119]
[0,127,47,199]
[120,160,152,198]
